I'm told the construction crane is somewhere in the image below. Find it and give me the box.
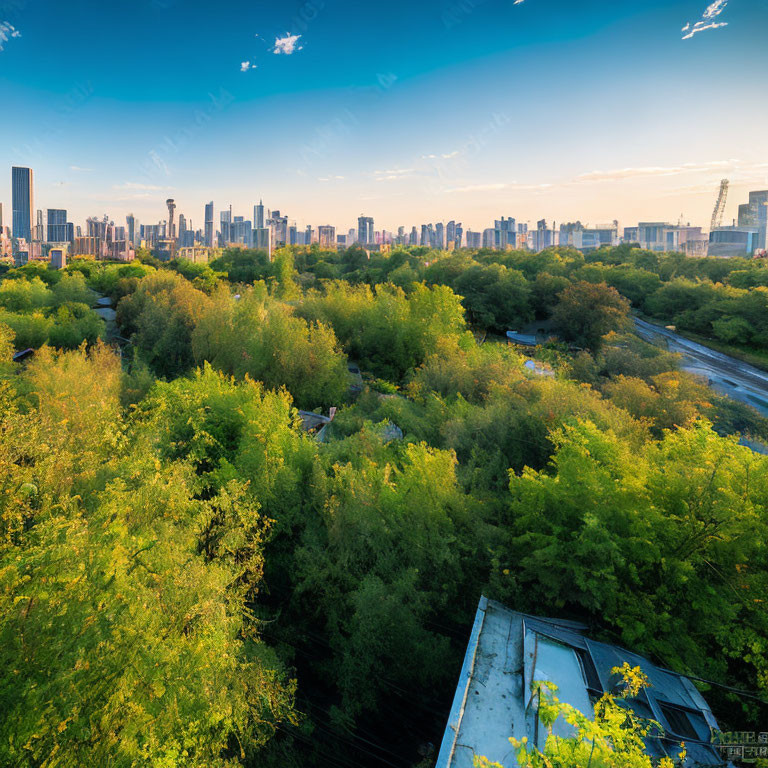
[710,179,729,231]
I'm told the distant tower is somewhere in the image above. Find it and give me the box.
[204,201,214,247]
[12,166,34,242]
[126,213,136,246]
[166,199,177,257]
[166,199,177,240]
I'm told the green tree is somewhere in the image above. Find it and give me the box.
[551,281,632,350]
[192,287,349,409]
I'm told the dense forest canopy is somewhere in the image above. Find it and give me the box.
[1,243,768,767]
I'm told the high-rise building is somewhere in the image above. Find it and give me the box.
[231,216,252,246]
[126,213,137,246]
[178,213,187,247]
[737,190,768,251]
[166,199,177,245]
[446,221,456,247]
[268,210,288,247]
[318,225,336,248]
[466,231,481,248]
[494,217,516,249]
[357,215,374,245]
[204,202,214,247]
[255,200,265,230]
[47,209,68,243]
[435,222,445,249]
[220,207,232,245]
[35,209,44,242]
[532,219,554,252]
[12,167,34,242]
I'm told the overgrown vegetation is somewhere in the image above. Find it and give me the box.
[1,243,767,767]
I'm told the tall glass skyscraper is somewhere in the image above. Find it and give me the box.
[205,202,214,247]
[47,209,68,242]
[12,166,34,241]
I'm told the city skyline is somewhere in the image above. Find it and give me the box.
[1,0,767,228]
[6,161,766,262]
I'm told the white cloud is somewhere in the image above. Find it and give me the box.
[682,0,730,39]
[683,21,728,38]
[273,34,303,55]
[0,21,21,51]
[422,150,461,160]
[374,168,415,175]
[240,61,254,72]
[318,175,345,182]
[69,165,93,172]
[703,0,729,20]
[373,168,416,182]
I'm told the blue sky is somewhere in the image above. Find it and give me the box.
[1,0,767,232]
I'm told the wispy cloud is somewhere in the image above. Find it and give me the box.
[318,175,345,182]
[0,21,21,52]
[422,150,460,160]
[374,168,417,182]
[69,165,93,172]
[445,182,553,193]
[682,0,730,39]
[273,34,303,55]
[575,160,735,183]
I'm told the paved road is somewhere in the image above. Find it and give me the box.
[634,317,768,418]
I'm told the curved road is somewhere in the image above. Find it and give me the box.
[634,317,768,419]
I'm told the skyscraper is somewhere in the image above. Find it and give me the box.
[357,215,374,245]
[166,199,177,242]
[494,217,516,249]
[220,207,232,245]
[435,222,445,249]
[12,167,34,242]
[205,202,214,247]
[47,209,68,243]
[126,213,137,246]
[255,200,264,230]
